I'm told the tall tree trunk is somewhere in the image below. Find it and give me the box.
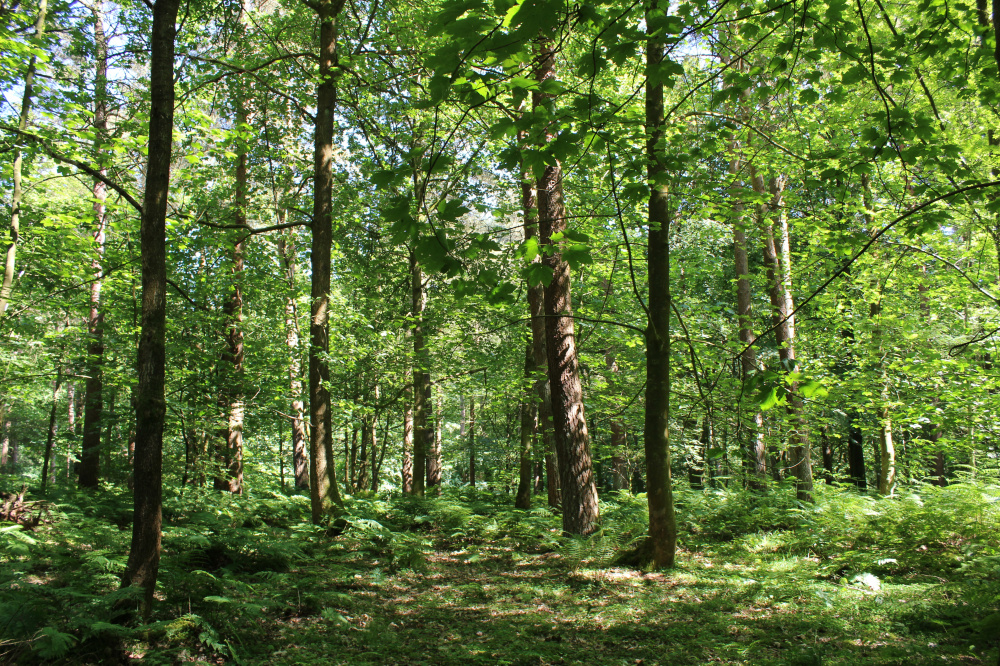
[41,368,62,492]
[641,0,677,566]
[863,173,894,496]
[468,396,476,486]
[1,0,46,316]
[410,252,431,495]
[308,0,347,522]
[277,228,309,489]
[846,411,867,488]
[357,416,371,492]
[522,149,559,509]
[215,94,247,495]
[516,340,534,509]
[534,39,598,536]
[754,171,813,501]
[79,4,109,489]
[120,0,181,617]
[427,392,442,489]
[372,414,387,492]
[731,141,766,489]
[67,383,76,480]
[605,351,630,491]
[402,379,413,493]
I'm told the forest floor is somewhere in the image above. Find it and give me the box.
[1,483,997,665]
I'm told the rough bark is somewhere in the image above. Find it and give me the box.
[308,0,347,522]
[120,0,181,617]
[641,0,676,566]
[79,3,109,489]
[0,418,9,467]
[1,0,46,316]
[534,38,598,536]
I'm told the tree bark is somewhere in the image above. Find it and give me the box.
[468,396,476,486]
[846,410,867,488]
[516,340,534,509]
[41,368,62,492]
[308,0,347,522]
[410,252,431,495]
[277,227,309,489]
[427,392,442,489]
[754,171,813,502]
[534,38,598,536]
[1,0,46,316]
[120,0,181,617]
[641,0,677,566]
[214,93,247,495]
[0,418,9,468]
[79,3,109,489]
[402,379,413,493]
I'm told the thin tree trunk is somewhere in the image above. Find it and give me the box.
[821,424,834,483]
[864,173,894,496]
[215,94,247,495]
[1,0,46,316]
[469,397,476,486]
[277,228,309,489]
[67,383,76,481]
[120,0,181,618]
[41,368,63,492]
[516,341,534,509]
[534,38,598,536]
[0,418,9,468]
[308,0,347,522]
[372,414,387,492]
[357,416,371,492]
[731,139,766,488]
[605,351,629,491]
[754,171,813,501]
[79,4,109,489]
[402,380,413,493]
[641,0,677,567]
[427,392,442,489]
[410,252,431,496]
[846,410,867,488]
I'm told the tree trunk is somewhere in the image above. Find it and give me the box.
[410,252,431,496]
[516,341,534,509]
[1,0,46,316]
[79,4,109,489]
[215,93,247,495]
[277,228,309,490]
[731,140,766,489]
[308,0,347,522]
[641,0,677,567]
[754,171,812,502]
[67,383,76,480]
[846,410,867,488]
[357,416,371,492]
[821,424,834,483]
[0,418,9,467]
[120,0,181,617]
[427,393,442,489]
[468,397,476,486]
[402,380,413,493]
[534,38,598,536]
[41,369,62,492]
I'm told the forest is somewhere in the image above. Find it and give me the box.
[2,0,1000,661]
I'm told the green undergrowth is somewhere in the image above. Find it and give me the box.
[0,479,998,664]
